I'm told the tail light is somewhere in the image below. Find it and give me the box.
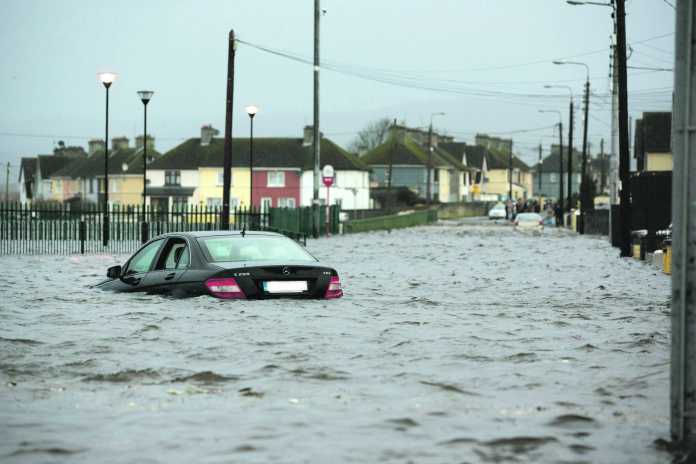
[514,220,519,226]
[539,219,544,225]
[205,277,246,299]
[324,276,343,299]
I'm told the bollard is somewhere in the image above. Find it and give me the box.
[79,220,86,254]
[664,239,672,275]
[653,250,664,269]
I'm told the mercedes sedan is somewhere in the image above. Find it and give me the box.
[97,231,343,299]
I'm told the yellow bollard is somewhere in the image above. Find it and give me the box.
[664,245,672,275]
[633,243,641,259]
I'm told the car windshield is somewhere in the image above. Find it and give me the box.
[517,213,542,222]
[198,235,317,262]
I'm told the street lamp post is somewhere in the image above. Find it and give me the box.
[137,90,154,244]
[539,110,564,224]
[545,84,574,211]
[565,0,630,250]
[553,60,590,233]
[427,112,445,204]
[97,72,116,247]
[245,105,258,216]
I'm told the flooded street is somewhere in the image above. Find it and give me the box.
[0,220,672,463]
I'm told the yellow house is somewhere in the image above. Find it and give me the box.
[478,151,532,201]
[635,112,672,172]
[196,167,250,208]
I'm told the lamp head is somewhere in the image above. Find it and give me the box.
[97,72,117,88]
[245,105,259,118]
[137,90,154,105]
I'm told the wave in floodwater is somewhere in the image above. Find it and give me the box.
[0,221,672,463]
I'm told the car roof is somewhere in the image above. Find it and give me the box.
[154,230,285,239]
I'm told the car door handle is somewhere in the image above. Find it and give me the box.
[164,272,176,280]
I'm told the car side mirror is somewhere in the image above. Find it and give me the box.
[107,265,122,279]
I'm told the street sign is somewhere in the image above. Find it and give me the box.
[322,164,334,187]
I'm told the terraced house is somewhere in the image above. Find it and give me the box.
[18,136,160,207]
[18,143,88,203]
[362,125,472,203]
[147,125,370,211]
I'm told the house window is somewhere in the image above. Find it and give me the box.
[207,197,222,209]
[111,181,118,193]
[89,179,94,194]
[217,171,232,186]
[434,170,439,182]
[278,197,296,208]
[165,170,181,186]
[260,197,273,212]
[173,196,188,210]
[267,171,285,187]
[549,173,557,183]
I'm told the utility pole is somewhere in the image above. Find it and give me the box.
[600,138,606,193]
[671,0,696,446]
[312,0,321,238]
[508,142,513,202]
[579,78,591,234]
[5,162,9,202]
[221,30,236,230]
[609,29,620,245]
[559,123,565,221]
[387,119,396,212]
[616,0,631,257]
[427,123,433,204]
[538,144,542,194]
[567,99,574,211]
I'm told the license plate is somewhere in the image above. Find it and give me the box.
[263,281,308,293]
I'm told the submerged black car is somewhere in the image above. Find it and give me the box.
[97,231,343,299]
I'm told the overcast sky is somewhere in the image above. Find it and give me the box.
[0,0,675,181]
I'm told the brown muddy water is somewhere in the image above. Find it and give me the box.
[0,221,672,463]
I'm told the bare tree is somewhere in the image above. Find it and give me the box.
[349,118,392,155]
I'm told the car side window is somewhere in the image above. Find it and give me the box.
[159,239,190,270]
[124,240,164,275]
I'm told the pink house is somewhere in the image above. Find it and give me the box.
[252,169,301,210]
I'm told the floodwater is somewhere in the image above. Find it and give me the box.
[0,220,672,463]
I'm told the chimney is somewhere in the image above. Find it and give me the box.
[302,125,324,147]
[88,139,105,155]
[302,125,313,147]
[136,134,155,151]
[201,125,219,146]
[111,136,129,151]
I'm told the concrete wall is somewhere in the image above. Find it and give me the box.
[300,170,370,209]
[437,201,495,219]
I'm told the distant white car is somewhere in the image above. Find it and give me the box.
[488,204,507,220]
[514,212,543,231]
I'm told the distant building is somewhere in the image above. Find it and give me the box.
[361,125,471,203]
[457,137,532,201]
[147,125,370,211]
[532,145,583,200]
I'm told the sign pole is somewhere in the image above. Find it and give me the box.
[322,164,335,237]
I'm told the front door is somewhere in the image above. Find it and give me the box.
[111,239,165,292]
[141,237,190,295]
